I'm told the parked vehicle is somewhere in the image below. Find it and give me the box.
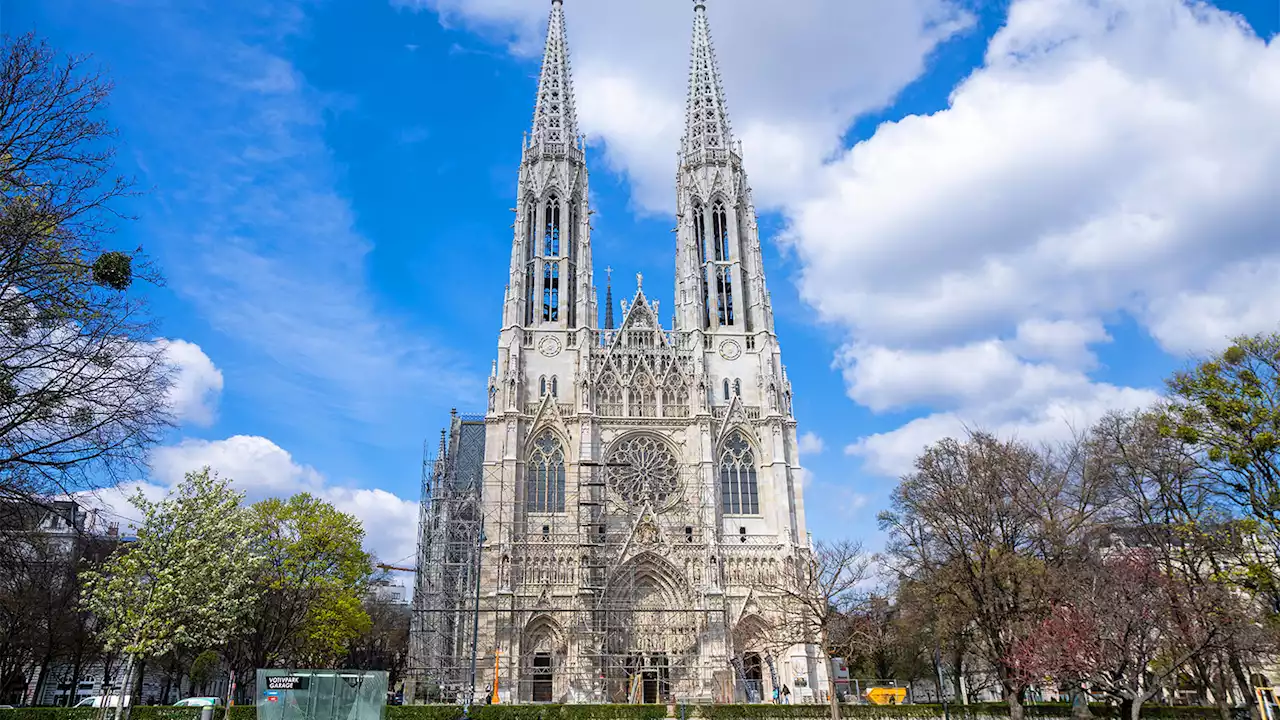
[174,698,220,707]
[73,696,130,708]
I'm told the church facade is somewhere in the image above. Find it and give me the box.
[415,0,825,705]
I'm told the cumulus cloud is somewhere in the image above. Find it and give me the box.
[157,339,224,427]
[79,436,417,565]
[790,0,1280,473]
[798,431,825,456]
[789,0,1279,351]
[398,0,973,213]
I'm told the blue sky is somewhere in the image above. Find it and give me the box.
[5,0,1278,564]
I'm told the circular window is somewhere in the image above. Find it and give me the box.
[606,434,681,508]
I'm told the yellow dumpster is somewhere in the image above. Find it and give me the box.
[864,687,907,705]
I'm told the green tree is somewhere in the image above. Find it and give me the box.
[188,650,219,696]
[1158,332,1280,719]
[230,493,374,674]
[1162,332,1280,554]
[0,32,172,518]
[80,468,261,720]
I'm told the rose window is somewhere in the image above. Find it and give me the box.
[606,434,680,508]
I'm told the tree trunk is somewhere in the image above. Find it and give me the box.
[68,656,84,707]
[113,654,137,720]
[951,649,966,706]
[1128,698,1144,720]
[1005,687,1025,720]
[1213,658,1233,720]
[1070,684,1093,720]
[825,650,840,720]
[132,657,146,708]
[1229,651,1261,720]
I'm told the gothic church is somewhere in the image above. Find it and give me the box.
[422,0,823,705]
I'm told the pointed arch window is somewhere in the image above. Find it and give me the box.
[720,431,759,515]
[568,203,579,328]
[712,202,730,261]
[540,376,547,397]
[716,268,729,326]
[551,376,558,398]
[544,195,561,256]
[527,430,566,514]
[723,379,730,401]
[525,199,537,326]
[628,374,657,417]
[694,200,712,330]
[733,379,741,397]
[694,201,708,264]
[716,266,734,326]
[543,263,560,322]
[598,373,623,416]
[662,376,689,418]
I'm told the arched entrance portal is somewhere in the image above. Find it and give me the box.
[734,614,774,703]
[603,552,700,703]
[522,615,566,703]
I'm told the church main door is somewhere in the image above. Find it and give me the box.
[532,652,553,702]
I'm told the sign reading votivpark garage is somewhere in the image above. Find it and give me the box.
[265,676,310,691]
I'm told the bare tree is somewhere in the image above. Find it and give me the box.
[879,430,1109,720]
[1092,409,1275,719]
[0,32,172,516]
[1010,549,1229,720]
[756,539,870,720]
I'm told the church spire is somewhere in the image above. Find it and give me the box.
[604,267,615,330]
[502,0,594,335]
[673,0,775,337]
[682,0,734,159]
[529,0,579,153]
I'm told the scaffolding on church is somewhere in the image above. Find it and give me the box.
[404,412,779,706]
[407,412,487,704]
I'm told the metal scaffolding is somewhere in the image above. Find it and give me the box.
[404,411,774,706]
[407,413,486,704]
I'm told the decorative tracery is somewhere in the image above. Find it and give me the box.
[527,430,566,514]
[720,431,759,515]
[693,200,711,330]
[607,434,680,508]
[524,198,537,325]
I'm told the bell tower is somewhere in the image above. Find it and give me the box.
[673,0,776,343]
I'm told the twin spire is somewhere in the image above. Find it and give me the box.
[683,0,735,158]
[529,0,579,152]
[529,0,734,161]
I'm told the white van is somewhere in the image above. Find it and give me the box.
[73,695,131,708]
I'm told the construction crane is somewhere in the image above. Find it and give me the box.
[377,562,416,573]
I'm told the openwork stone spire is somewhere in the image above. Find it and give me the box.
[682,0,734,158]
[530,0,579,152]
[604,266,615,330]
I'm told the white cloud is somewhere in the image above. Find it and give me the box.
[157,339,224,427]
[845,381,1163,477]
[789,0,1280,348]
[149,435,324,493]
[790,0,1280,473]
[80,436,416,564]
[399,0,973,213]
[798,431,825,456]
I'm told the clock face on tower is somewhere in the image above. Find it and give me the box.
[538,336,563,357]
[718,339,742,360]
